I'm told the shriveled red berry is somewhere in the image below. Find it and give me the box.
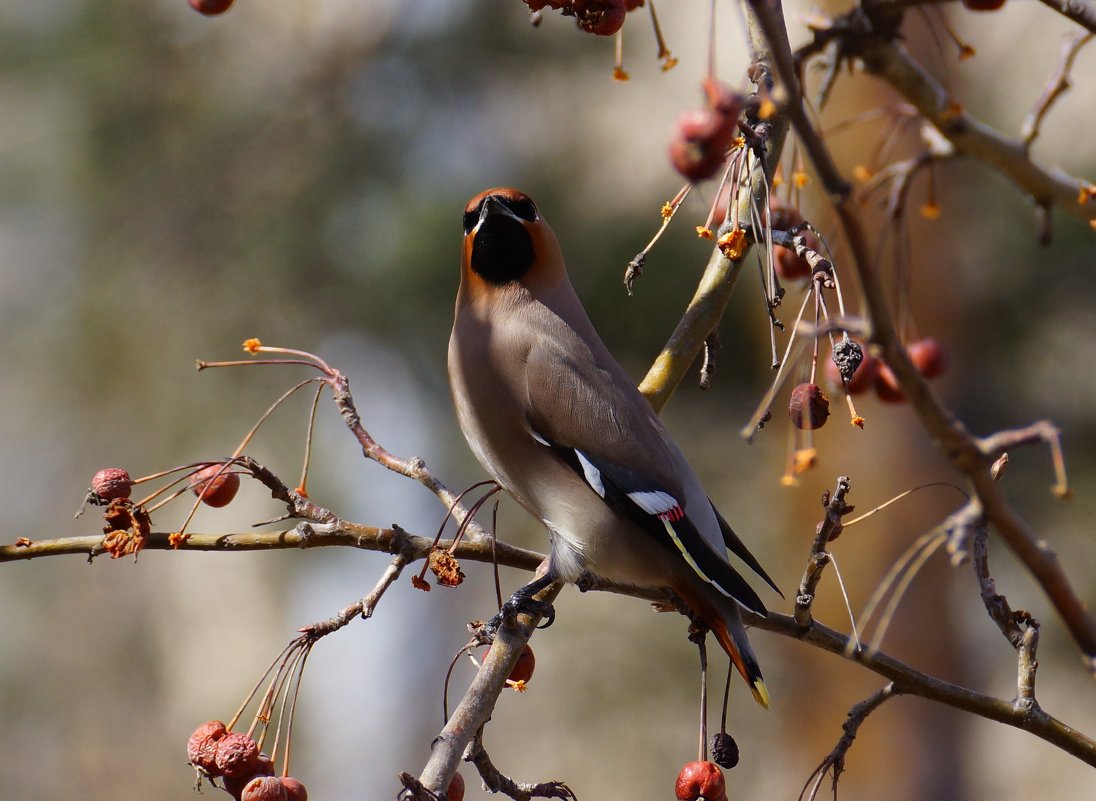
[241,775,287,801]
[91,468,133,501]
[873,362,906,403]
[189,464,241,507]
[214,731,260,778]
[825,339,878,395]
[187,720,227,773]
[788,383,830,430]
[280,777,309,801]
[447,771,465,801]
[907,337,948,379]
[188,0,234,15]
[710,732,740,770]
[675,761,726,801]
[574,0,627,35]
[961,0,1005,9]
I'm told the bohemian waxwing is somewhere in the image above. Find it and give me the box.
[448,187,780,707]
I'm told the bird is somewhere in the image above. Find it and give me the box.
[448,187,780,707]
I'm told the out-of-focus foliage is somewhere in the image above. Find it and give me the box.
[0,1,1093,800]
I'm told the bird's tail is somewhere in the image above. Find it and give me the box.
[675,581,769,708]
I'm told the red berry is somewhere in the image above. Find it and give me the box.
[280,777,309,801]
[485,643,536,684]
[91,468,133,501]
[907,337,948,379]
[573,0,627,35]
[788,383,830,430]
[447,771,465,801]
[961,0,1005,9]
[189,464,241,507]
[187,720,227,773]
[669,81,742,182]
[214,732,260,778]
[675,761,726,801]
[669,110,730,182]
[241,776,287,801]
[873,362,906,403]
[188,0,234,15]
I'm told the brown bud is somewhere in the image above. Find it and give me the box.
[788,383,830,430]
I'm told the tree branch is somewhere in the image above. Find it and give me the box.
[853,36,1095,224]
[749,0,1096,671]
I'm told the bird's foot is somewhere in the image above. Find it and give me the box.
[484,578,556,637]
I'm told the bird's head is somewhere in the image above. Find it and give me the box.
[460,187,565,293]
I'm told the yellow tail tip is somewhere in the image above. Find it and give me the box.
[751,679,771,709]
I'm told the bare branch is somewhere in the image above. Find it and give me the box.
[1021,32,1094,150]
[854,36,1095,224]
[416,582,563,797]
[757,612,1096,765]
[0,525,544,573]
[466,726,578,801]
[794,477,853,627]
[800,683,899,801]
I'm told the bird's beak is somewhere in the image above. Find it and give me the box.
[477,195,521,231]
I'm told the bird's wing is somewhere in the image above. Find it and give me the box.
[523,335,770,615]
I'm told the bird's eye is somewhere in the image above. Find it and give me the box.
[501,196,538,223]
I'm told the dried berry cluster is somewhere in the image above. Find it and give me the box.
[187,721,308,801]
[523,0,645,36]
[826,337,948,404]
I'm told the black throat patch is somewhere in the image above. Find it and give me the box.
[470,214,535,284]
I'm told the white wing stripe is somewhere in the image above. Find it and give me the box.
[575,450,606,498]
[627,490,678,516]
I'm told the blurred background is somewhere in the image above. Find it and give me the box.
[0,1,1093,799]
